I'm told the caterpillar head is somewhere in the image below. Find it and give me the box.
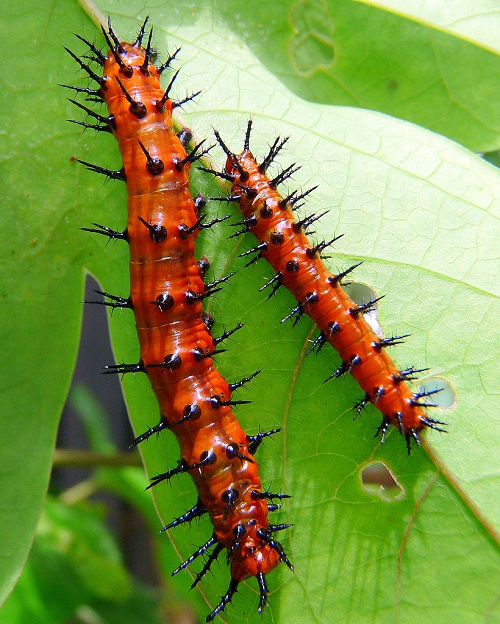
[230,521,283,581]
[204,521,292,621]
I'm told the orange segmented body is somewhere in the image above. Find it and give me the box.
[215,121,446,453]
[66,21,291,621]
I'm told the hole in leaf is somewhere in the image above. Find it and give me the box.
[344,282,382,337]
[361,462,404,501]
[417,377,456,409]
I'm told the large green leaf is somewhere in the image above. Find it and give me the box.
[0,0,498,622]
[367,0,500,50]
[0,0,98,607]
[214,0,500,152]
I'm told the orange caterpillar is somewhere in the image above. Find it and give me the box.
[210,121,445,453]
[65,21,291,621]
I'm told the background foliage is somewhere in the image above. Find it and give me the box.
[0,0,498,622]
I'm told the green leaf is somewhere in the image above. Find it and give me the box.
[366,0,500,50]
[212,0,500,152]
[89,584,164,624]
[0,498,131,624]
[43,499,131,600]
[0,0,100,608]
[69,383,118,454]
[1,0,498,623]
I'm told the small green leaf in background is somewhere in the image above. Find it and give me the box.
[70,382,198,616]
[0,498,133,624]
[0,0,498,622]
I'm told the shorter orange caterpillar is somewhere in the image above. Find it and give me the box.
[210,121,446,453]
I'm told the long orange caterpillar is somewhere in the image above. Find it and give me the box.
[65,22,291,621]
